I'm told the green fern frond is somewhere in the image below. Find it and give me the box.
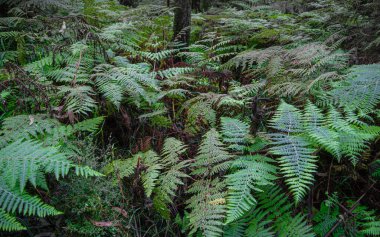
[153,160,189,219]
[242,185,314,237]
[58,85,97,115]
[161,137,187,165]
[269,101,304,133]
[270,134,317,203]
[140,49,179,62]
[187,178,227,237]
[104,156,139,178]
[191,128,232,177]
[221,117,250,151]
[158,67,194,79]
[93,63,159,108]
[226,155,277,223]
[330,64,380,113]
[0,114,60,146]
[0,139,102,192]
[141,150,162,197]
[270,102,317,203]
[0,208,25,231]
[0,182,61,217]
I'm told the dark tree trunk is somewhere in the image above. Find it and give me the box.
[119,0,139,7]
[0,3,9,17]
[173,0,191,46]
[192,0,201,12]
[167,0,170,7]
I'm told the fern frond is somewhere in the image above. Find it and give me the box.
[72,117,104,133]
[330,64,380,113]
[221,117,250,151]
[141,150,162,197]
[226,155,277,223]
[0,182,61,217]
[270,102,317,203]
[191,128,232,176]
[161,137,187,165]
[58,85,97,115]
[158,67,194,79]
[187,178,227,237]
[0,114,60,146]
[0,208,25,231]
[0,140,101,192]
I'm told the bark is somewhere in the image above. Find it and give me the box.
[119,0,139,8]
[192,0,201,12]
[173,0,191,46]
[0,3,9,17]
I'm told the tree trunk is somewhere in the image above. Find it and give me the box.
[173,0,191,46]
[119,0,139,7]
[0,3,9,17]
[167,0,170,7]
[192,0,201,12]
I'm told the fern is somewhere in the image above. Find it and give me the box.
[141,150,162,197]
[220,117,277,223]
[314,193,380,237]
[0,140,102,192]
[269,102,317,203]
[220,117,251,151]
[270,101,380,203]
[157,67,194,79]
[226,155,277,223]
[0,115,105,148]
[0,182,61,217]
[93,63,159,108]
[186,129,232,236]
[105,138,189,217]
[330,64,380,114]
[186,178,227,237]
[191,128,232,176]
[58,85,97,116]
[0,114,103,231]
[0,209,25,231]
[243,185,315,237]
[0,114,60,147]
[153,138,189,218]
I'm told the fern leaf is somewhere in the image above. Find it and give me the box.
[0,182,61,217]
[191,128,232,176]
[270,102,317,203]
[0,208,25,231]
[226,155,277,223]
[141,150,162,197]
[221,117,250,151]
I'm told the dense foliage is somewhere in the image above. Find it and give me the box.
[0,0,380,236]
